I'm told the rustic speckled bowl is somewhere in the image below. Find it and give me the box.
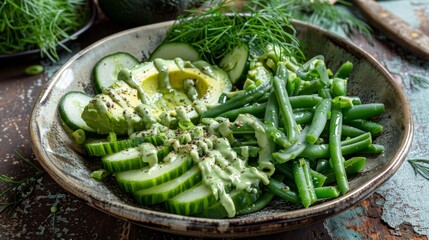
[29,20,413,237]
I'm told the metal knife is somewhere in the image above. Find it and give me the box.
[353,0,429,60]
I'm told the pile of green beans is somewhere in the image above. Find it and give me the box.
[203,55,385,211]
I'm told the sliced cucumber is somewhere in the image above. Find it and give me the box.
[58,91,95,133]
[115,154,193,192]
[198,188,261,219]
[219,44,249,84]
[133,165,202,205]
[84,135,167,157]
[93,52,139,94]
[102,143,160,173]
[84,137,146,157]
[165,182,216,216]
[149,42,199,61]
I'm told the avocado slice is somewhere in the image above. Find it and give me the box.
[82,58,231,135]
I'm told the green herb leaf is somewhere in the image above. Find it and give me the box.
[408,159,429,180]
[410,75,429,90]
[0,0,88,61]
[165,0,305,63]
[0,150,44,214]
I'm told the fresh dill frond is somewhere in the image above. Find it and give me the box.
[410,74,429,90]
[408,159,429,181]
[0,0,88,61]
[165,0,304,63]
[0,150,44,214]
[283,0,371,37]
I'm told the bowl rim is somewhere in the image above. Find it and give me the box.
[29,19,414,237]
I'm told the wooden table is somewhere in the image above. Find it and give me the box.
[1,1,429,239]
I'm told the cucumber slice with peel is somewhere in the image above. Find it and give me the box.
[219,44,249,84]
[149,42,199,61]
[84,135,167,157]
[58,91,95,133]
[133,165,202,205]
[101,142,160,173]
[93,52,139,93]
[115,154,193,192]
[165,182,216,216]
[198,187,261,219]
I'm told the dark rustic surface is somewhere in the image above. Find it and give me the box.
[1,1,429,239]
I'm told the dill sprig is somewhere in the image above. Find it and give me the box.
[408,159,429,181]
[0,0,88,61]
[0,150,44,214]
[165,0,304,63]
[410,74,429,90]
[283,0,371,37]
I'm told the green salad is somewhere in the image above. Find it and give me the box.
[58,0,385,219]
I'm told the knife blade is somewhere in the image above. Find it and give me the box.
[353,0,429,60]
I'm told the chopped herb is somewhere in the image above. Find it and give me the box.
[0,150,44,214]
[0,0,89,61]
[408,159,429,180]
[410,74,429,90]
[166,0,305,63]
[24,65,44,75]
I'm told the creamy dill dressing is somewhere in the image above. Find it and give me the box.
[82,58,230,135]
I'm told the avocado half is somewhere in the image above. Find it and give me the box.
[98,0,203,27]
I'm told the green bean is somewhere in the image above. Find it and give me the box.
[267,178,300,204]
[294,110,314,124]
[334,61,353,79]
[329,102,349,194]
[273,126,310,163]
[91,169,110,181]
[316,159,330,172]
[342,132,372,146]
[298,79,324,95]
[330,78,347,97]
[264,90,279,127]
[231,121,291,149]
[293,159,317,208]
[311,170,327,188]
[25,65,44,75]
[237,191,275,215]
[275,163,327,187]
[273,75,299,143]
[343,103,385,121]
[306,99,332,144]
[287,77,301,96]
[322,157,366,185]
[300,133,372,159]
[360,144,385,154]
[219,102,267,120]
[276,62,289,80]
[314,186,340,199]
[318,88,332,99]
[265,125,292,149]
[289,95,323,109]
[346,119,384,135]
[342,125,366,137]
[201,79,271,119]
[315,60,330,87]
[218,92,228,104]
[296,55,325,80]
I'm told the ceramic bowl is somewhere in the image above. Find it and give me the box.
[29,20,413,237]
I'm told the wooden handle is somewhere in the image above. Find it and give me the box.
[354,0,429,60]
